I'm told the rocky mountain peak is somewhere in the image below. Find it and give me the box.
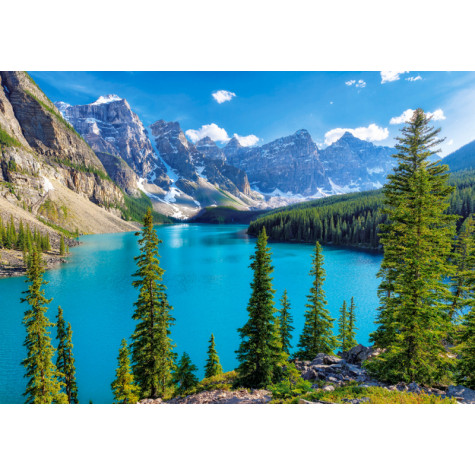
[56,97,169,188]
[195,137,226,161]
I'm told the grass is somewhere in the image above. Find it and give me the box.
[286,384,457,404]
[36,216,77,239]
[0,126,22,149]
[51,156,113,182]
[186,371,239,396]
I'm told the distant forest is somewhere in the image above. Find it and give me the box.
[248,169,475,250]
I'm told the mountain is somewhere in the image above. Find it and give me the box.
[149,120,262,218]
[222,129,397,199]
[52,92,401,218]
[442,139,475,172]
[224,129,328,196]
[319,132,397,192]
[0,71,137,236]
[56,96,171,195]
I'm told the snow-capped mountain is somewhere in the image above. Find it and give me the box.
[149,120,262,217]
[224,129,329,196]
[55,96,170,191]
[319,132,397,191]
[55,93,399,218]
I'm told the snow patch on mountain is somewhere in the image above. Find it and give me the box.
[91,95,122,105]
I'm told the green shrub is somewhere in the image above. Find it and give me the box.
[268,363,313,401]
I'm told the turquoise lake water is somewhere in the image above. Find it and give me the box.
[0,224,382,403]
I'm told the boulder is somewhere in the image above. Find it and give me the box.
[446,385,475,404]
[323,355,342,365]
[407,382,422,394]
[322,385,335,392]
[310,353,326,365]
[341,344,381,365]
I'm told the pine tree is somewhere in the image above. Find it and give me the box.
[55,306,79,404]
[59,235,66,256]
[449,216,475,324]
[204,334,223,378]
[172,352,198,394]
[347,296,358,350]
[295,242,337,359]
[130,208,175,399]
[456,304,475,389]
[278,289,294,356]
[21,248,67,404]
[368,109,457,385]
[337,300,349,351]
[236,227,285,388]
[111,339,141,404]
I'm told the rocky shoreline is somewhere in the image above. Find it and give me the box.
[0,246,76,278]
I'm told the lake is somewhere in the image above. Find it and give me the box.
[0,224,382,403]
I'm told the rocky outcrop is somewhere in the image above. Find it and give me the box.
[296,346,475,404]
[56,95,170,189]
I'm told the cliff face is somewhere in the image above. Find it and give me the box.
[0,71,134,234]
[57,95,170,190]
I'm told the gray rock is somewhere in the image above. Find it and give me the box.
[322,385,335,392]
[302,368,318,381]
[407,382,422,394]
[341,344,381,365]
[323,355,342,365]
[446,385,475,404]
[310,353,327,365]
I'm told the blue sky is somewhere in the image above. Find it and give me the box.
[30,71,475,156]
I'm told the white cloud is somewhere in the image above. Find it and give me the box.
[186,123,230,143]
[390,108,446,125]
[324,124,389,146]
[380,70,409,83]
[345,79,366,88]
[233,133,259,147]
[211,90,236,104]
[428,108,446,121]
[446,139,454,146]
[406,75,422,82]
[330,101,334,105]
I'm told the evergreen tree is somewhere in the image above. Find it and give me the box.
[368,109,457,385]
[172,352,198,394]
[278,289,294,356]
[347,296,358,350]
[295,242,337,359]
[111,339,140,404]
[204,334,223,378]
[55,306,78,404]
[337,300,349,351]
[130,208,175,399]
[449,215,475,324]
[59,235,66,256]
[21,248,67,404]
[236,227,285,388]
[456,304,475,389]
